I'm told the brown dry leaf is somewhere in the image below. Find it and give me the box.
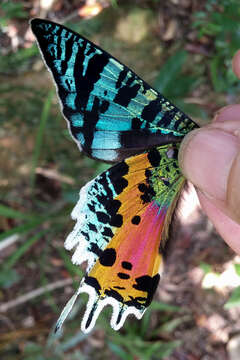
[162,19,178,41]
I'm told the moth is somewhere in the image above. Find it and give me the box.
[31,18,199,333]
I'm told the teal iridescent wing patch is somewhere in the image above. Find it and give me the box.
[31,18,197,163]
[31,18,199,333]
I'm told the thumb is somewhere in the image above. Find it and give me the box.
[178,126,240,223]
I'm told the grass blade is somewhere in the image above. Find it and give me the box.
[0,215,49,241]
[4,230,46,270]
[0,203,35,220]
[30,90,54,188]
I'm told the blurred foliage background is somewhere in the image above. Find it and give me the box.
[1,1,240,359]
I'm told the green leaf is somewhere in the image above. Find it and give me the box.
[210,56,226,92]
[173,100,208,120]
[0,268,20,288]
[225,286,240,309]
[194,11,207,19]
[110,0,118,8]
[165,75,196,99]
[199,262,212,274]
[0,2,27,26]
[154,50,187,94]
[235,264,240,276]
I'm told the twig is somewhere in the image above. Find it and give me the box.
[36,167,75,185]
[0,278,75,313]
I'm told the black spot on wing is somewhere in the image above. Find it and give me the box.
[118,273,130,280]
[88,203,95,212]
[108,161,129,195]
[102,227,114,238]
[105,289,124,303]
[145,169,151,183]
[141,98,162,123]
[133,274,160,306]
[81,231,90,241]
[114,286,125,290]
[131,215,141,225]
[85,276,101,294]
[122,261,132,270]
[116,68,127,89]
[89,243,102,257]
[96,211,109,223]
[147,149,161,167]
[110,214,123,227]
[106,199,121,215]
[160,108,177,128]
[99,248,116,267]
[89,223,97,232]
[138,183,147,192]
[138,182,155,204]
[132,117,142,130]
[114,82,141,107]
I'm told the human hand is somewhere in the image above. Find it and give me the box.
[179,50,240,254]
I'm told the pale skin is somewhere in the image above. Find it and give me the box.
[178,50,240,255]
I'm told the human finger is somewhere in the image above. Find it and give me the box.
[178,127,240,223]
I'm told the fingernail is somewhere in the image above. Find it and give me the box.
[227,150,240,222]
[179,128,239,200]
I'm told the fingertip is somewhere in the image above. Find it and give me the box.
[179,128,239,200]
[178,128,197,165]
[197,190,240,255]
[210,105,240,136]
